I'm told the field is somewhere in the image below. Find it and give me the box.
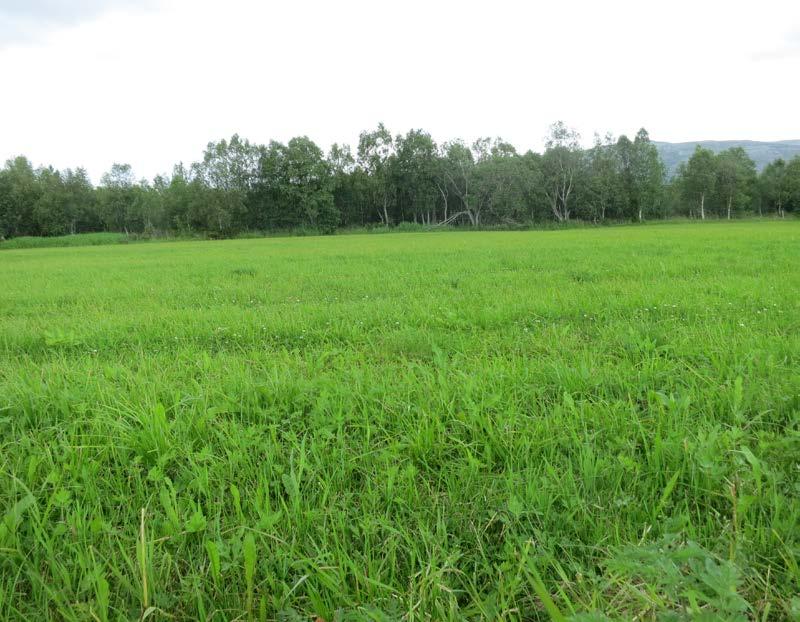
[0,232,130,250]
[1,222,799,621]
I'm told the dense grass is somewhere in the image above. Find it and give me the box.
[0,222,798,621]
[4,218,786,250]
[0,232,130,250]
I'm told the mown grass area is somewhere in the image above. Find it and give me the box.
[0,222,798,621]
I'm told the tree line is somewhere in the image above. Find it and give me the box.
[1,122,799,239]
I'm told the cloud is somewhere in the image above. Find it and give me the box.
[751,28,800,61]
[0,0,153,47]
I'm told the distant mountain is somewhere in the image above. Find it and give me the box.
[654,140,800,175]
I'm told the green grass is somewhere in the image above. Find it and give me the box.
[0,232,130,250]
[1,217,792,251]
[0,222,798,621]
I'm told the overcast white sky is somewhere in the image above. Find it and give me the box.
[1,0,799,182]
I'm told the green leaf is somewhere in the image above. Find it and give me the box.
[205,540,221,585]
[185,507,207,533]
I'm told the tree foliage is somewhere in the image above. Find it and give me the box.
[1,123,797,239]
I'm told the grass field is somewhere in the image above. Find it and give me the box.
[0,232,130,250]
[1,222,799,621]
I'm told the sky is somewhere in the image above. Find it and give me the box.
[1,0,799,183]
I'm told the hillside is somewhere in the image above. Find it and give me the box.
[654,139,800,174]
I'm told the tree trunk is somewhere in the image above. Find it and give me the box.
[548,193,563,221]
[436,185,448,223]
[700,193,705,220]
[727,195,732,220]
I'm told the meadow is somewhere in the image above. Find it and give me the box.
[0,222,798,621]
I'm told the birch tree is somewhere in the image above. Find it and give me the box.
[680,146,716,220]
[441,140,477,225]
[357,123,395,226]
[715,147,756,219]
[541,122,584,221]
